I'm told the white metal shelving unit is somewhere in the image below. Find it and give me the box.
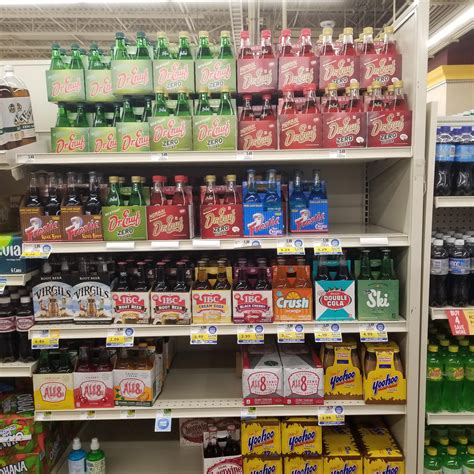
[419,108,474,471]
[0,271,37,286]
[0,361,37,377]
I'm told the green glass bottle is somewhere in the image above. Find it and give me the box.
[50,43,65,70]
[129,176,145,206]
[88,43,104,70]
[196,31,213,59]
[379,249,396,279]
[141,96,153,122]
[69,43,84,70]
[153,89,169,116]
[177,31,193,60]
[135,32,150,59]
[174,89,191,116]
[195,88,213,115]
[154,32,171,59]
[106,176,123,206]
[56,103,70,127]
[114,32,130,60]
[74,103,89,127]
[121,96,136,123]
[218,30,234,59]
[111,103,121,126]
[424,446,442,474]
[93,103,107,127]
[217,87,234,115]
[358,249,373,280]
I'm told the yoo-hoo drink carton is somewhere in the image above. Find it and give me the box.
[323,426,363,474]
[284,456,323,474]
[241,418,282,455]
[241,345,283,406]
[243,456,283,474]
[281,417,322,455]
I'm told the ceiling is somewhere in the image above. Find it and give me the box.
[0,0,471,59]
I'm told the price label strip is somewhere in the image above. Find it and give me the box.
[35,411,52,422]
[0,277,6,295]
[446,309,474,336]
[277,239,305,256]
[313,238,342,255]
[154,409,172,432]
[190,325,218,345]
[120,409,136,419]
[106,328,135,348]
[314,323,342,343]
[31,329,60,350]
[237,325,264,345]
[80,410,96,420]
[240,407,257,420]
[277,324,305,343]
[234,239,261,249]
[318,406,345,426]
[359,323,388,342]
[21,243,52,259]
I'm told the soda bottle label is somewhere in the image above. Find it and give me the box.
[431,259,449,275]
[449,258,470,274]
[427,366,443,381]
[445,366,464,381]
[465,365,474,381]
[16,315,34,332]
[0,316,15,333]
[435,143,455,161]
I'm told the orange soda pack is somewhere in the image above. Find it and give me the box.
[272,265,313,321]
[281,417,322,455]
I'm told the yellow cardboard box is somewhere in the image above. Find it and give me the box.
[281,417,322,455]
[284,456,323,473]
[243,456,282,474]
[242,418,281,456]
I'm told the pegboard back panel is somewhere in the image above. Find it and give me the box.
[432,208,474,231]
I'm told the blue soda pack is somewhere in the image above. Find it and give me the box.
[289,179,328,233]
[0,233,39,274]
[242,179,285,237]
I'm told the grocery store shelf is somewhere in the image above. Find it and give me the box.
[434,196,474,208]
[437,116,474,126]
[31,225,409,254]
[35,360,407,421]
[426,412,474,425]
[429,306,473,320]
[0,361,37,377]
[0,271,37,286]
[0,140,42,172]
[16,147,413,166]
[29,317,407,340]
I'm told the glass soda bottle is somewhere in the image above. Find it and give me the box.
[462,345,474,411]
[129,176,145,206]
[173,262,190,292]
[387,80,407,111]
[241,94,255,120]
[244,169,261,203]
[153,88,169,116]
[308,169,325,200]
[279,29,293,57]
[302,84,318,114]
[135,32,150,59]
[197,31,213,59]
[362,27,377,54]
[320,27,335,55]
[84,171,102,215]
[215,263,232,290]
[154,262,169,292]
[263,169,279,206]
[255,265,271,290]
[25,172,42,208]
[359,249,374,280]
[69,43,84,69]
[234,267,249,291]
[196,88,213,116]
[380,249,396,280]
[424,447,442,474]
[174,89,191,116]
[324,83,339,112]
[260,30,274,58]
[56,103,70,127]
[429,239,449,307]
[64,172,80,207]
[37,350,51,374]
[194,261,211,290]
[151,175,166,206]
[204,428,223,458]
[154,32,171,60]
[93,103,107,127]
[426,344,443,413]
[74,103,89,127]
[340,27,357,56]
[121,96,136,122]
[114,32,130,60]
[106,176,123,206]
[224,174,240,204]
[260,94,274,120]
[281,86,297,114]
[0,297,16,363]
[50,43,65,70]
[443,345,464,412]
[218,87,234,115]
[369,81,385,112]
[299,28,313,56]
[290,171,307,208]
[88,43,103,70]
[141,96,153,122]
[203,175,217,205]
[44,173,61,216]
[218,31,234,59]
[345,81,362,112]
[239,31,253,59]
[172,175,187,205]
[177,32,193,59]
[76,346,94,372]
[380,25,397,54]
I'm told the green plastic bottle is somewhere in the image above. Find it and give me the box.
[459,339,470,362]
[432,426,449,445]
[462,345,474,411]
[426,344,443,413]
[438,437,450,460]
[462,445,474,474]
[442,446,462,473]
[424,446,442,474]
[443,345,465,412]
[456,436,469,456]
[439,338,450,363]
[86,438,105,474]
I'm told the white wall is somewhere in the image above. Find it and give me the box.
[427,80,474,115]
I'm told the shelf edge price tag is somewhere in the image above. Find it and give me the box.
[151,152,168,161]
[0,277,6,295]
[234,239,261,249]
[120,409,136,419]
[277,239,305,256]
[277,324,305,343]
[313,238,342,255]
[237,151,253,160]
[35,411,52,422]
[237,325,264,345]
[446,309,473,336]
[21,243,52,259]
[314,323,342,343]
[154,409,172,432]
[190,325,218,345]
[318,406,345,426]
[106,327,135,348]
[329,149,346,159]
[80,410,96,420]
[359,322,388,342]
[31,329,59,350]
[240,407,257,420]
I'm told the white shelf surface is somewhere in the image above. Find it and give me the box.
[30,225,409,254]
[16,147,413,165]
[429,306,473,320]
[29,317,407,339]
[437,116,474,126]
[434,196,474,208]
[0,361,37,377]
[0,271,37,286]
[426,412,474,425]
[35,358,406,421]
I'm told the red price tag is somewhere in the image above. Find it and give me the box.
[447,309,474,336]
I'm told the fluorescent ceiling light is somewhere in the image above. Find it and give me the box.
[427,5,474,49]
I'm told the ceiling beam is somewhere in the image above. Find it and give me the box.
[0,11,206,19]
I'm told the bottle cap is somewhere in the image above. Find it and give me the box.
[281,28,291,36]
[20,296,31,304]
[131,176,141,183]
[322,27,333,35]
[179,31,189,38]
[304,83,317,91]
[458,436,468,445]
[327,82,338,91]
[394,79,404,88]
[136,31,146,38]
[439,339,449,347]
[428,344,438,352]
[205,175,216,182]
[177,87,188,94]
[52,42,61,49]
[363,26,374,34]
[384,25,394,33]
[447,446,457,455]
[455,239,465,245]
[470,345,474,352]
[115,32,125,39]
[152,175,166,183]
[261,30,272,38]
[262,93,272,100]
[226,174,236,181]
[440,437,449,446]
[0,297,10,304]
[301,28,311,36]
[221,86,230,92]
[198,87,209,94]
[155,86,166,94]
[243,93,252,100]
[434,239,444,246]
[156,31,167,38]
[240,31,249,39]
[469,446,474,455]
[459,339,469,347]
[90,438,100,451]
[174,175,186,182]
[71,43,80,49]
[72,438,81,450]
[448,345,459,353]
[138,342,148,348]
[426,446,437,456]
[199,31,209,37]
[349,80,360,89]
[343,27,354,35]
[220,30,230,37]
[372,80,382,88]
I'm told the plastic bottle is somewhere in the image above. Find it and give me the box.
[86,438,105,474]
[453,126,473,196]
[0,297,16,363]
[449,240,470,306]
[430,239,449,307]
[443,345,465,413]
[68,437,86,474]
[442,446,462,473]
[467,237,474,305]
[462,345,474,411]
[424,446,442,474]
[462,445,474,473]
[426,344,443,413]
